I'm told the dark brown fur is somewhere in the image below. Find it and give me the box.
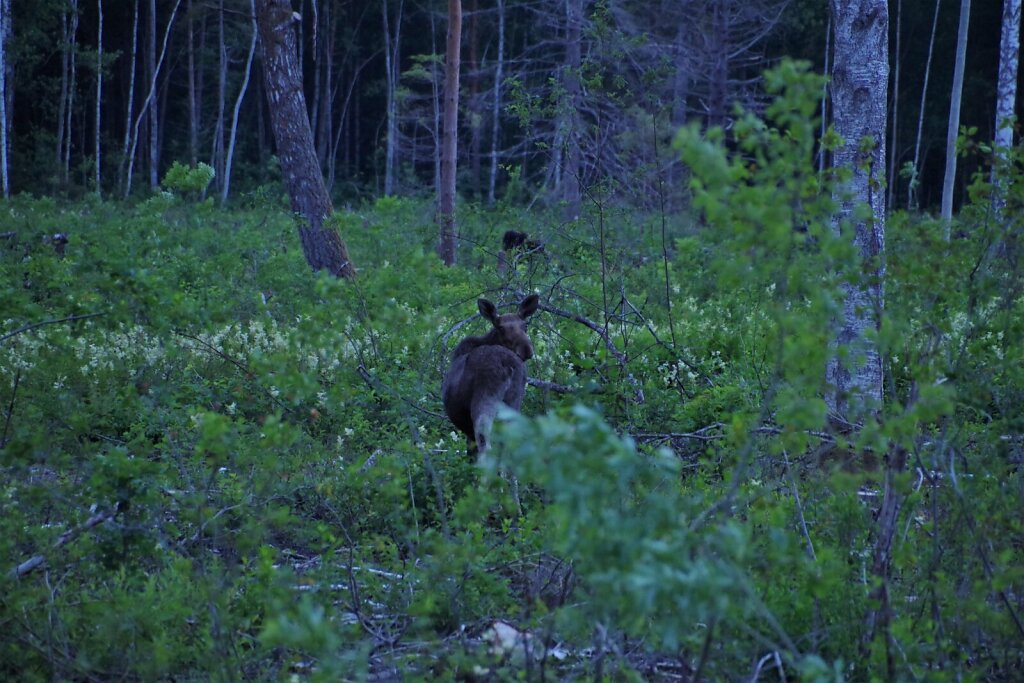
[497,230,544,274]
[442,294,540,454]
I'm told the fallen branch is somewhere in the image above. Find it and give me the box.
[10,508,116,579]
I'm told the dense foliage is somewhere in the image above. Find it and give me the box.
[2,66,1023,680]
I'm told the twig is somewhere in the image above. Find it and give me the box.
[0,312,106,344]
[634,423,726,445]
[356,364,447,420]
[783,448,816,562]
[10,508,116,578]
[1,369,20,448]
[173,329,292,414]
[692,617,717,682]
[535,301,645,403]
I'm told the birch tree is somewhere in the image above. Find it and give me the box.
[827,0,888,421]
[95,0,103,194]
[488,0,506,205]
[437,0,462,266]
[381,0,403,196]
[124,0,182,197]
[994,0,1021,211]
[0,0,10,198]
[561,0,583,222]
[940,0,971,227]
[148,0,159,188]
[908,0,941,210]
[255,0,356,278]
[222,0,258,204]
[119,0,140,196]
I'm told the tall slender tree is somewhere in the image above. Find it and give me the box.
[994,0,1020,211]
[437,0,462,265]
[561,0,583,222]
[0,0,10,198]
[148,0,159,188]
[381,0,403,196]
[95,0,104,195]
[827,0,887,420]
[187,0,198,166]
[941,0,972,227]
[488,0,506,205]
[222,0,258,204]
[829,3,897,672]
[256,0,356,278]
[124,0,182,197]
[909,0,941,210]
[119,0,140,196]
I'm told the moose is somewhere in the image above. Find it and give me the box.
[497,230,544,274]
[442,294,540,455]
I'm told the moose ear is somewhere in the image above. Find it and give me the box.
[478,299,499,325]
[518,294,540,319]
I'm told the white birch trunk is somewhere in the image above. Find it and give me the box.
[940,0,971,227]
[994,0,1021,212]
[187,0,197,166]
[56,8,69,183]
[119,0,140,195]
[148,0,159,188]
[487,0,505,205]
[0,0,10,198]
[222,0,258,204]
[382,0,403,196]
[437,0,462,265]
[95,0,103,194]
[64,0,80,186]
[212,0,226,189]
[827,0,888,421]
[886,0,900,210]
[124,0,182,197]
[909,0,941,210]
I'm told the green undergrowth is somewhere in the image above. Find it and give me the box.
[1,64,1022,680]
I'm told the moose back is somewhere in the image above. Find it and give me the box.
[442,294,540,454]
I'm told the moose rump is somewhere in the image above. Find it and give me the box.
[442,294,539,454]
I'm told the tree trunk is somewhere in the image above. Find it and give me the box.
[909,0,941,211]
[119,0,140,196]
[940,0,971,228]
[994,0,1021,212]
[827,0,887,422]
[256,0,356,278]
[0,0,10,198]
[886,0,900,211]
[95,0,103,195]
[561,0,583,222]
[222,0,258,204]
[382,0,403,196]
[467,0,481,198]
[212,0,226,192]
[187,0,198,166]
[56,6,70,188]
[148,0,159,188]
[488,0,505,205]
[64,0,80,187]
[818,21,830,175]
[437,0,462,266]
[125,0,181,197]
